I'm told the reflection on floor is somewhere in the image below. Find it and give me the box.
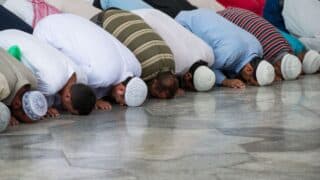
[1,75,320,180]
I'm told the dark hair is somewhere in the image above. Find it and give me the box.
[180,60,208,88]
[71,84,96,115]
[103,77,132,104]
[249,57,264,81]
[93,0,102,9]
[149,71,179,99]
[189,60,208,76]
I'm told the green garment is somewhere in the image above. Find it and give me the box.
[7,45,22,61]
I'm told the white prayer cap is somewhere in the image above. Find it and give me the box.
[0,102,10,133]
[256,60,275,86]
[302,50,320,74]
[281,54,302,80]
[193,66,215,92]
[125,77,148,107]
[22,91,48,121]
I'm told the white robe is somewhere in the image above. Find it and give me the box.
[3,0,34,26]
[282,0,320,51]
[132,9,214,76]
[0,29,86,97]
[33,14,141,98]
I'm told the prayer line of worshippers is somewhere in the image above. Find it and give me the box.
[1,0,320,133]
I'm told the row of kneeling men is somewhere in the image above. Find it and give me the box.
[1,0,320,132]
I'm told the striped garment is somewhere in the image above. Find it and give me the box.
[31,0,60,28]
[96,9,175,81]
[218,7,292,63]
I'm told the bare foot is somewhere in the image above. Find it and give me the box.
[46,107,60,118]
[95,99,112,111]
[9,116,19,126]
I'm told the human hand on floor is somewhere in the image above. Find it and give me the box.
[175,88,185,97]
[274,74,283,82]
[95,99,112,111]
[46,107,60,118]
[9,116,19,126]
[222,79,246,89]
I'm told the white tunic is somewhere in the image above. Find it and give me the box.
[0,29,86,96]
[282,0,320,38]
[282,0,320,51]
[132,9,214,76]
[33,14,141,98]
[3,0,34,26]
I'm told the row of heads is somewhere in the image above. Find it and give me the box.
[0,61,216,127]
[2,50,318,129]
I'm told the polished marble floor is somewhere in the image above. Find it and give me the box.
[0,75,320,180]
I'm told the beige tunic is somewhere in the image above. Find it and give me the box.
[0,48,37,105]
[0,73,10,101]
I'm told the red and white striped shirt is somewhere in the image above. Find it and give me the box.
[218,7,292,63]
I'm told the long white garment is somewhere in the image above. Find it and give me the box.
[3,0,34,26]
[282,0,320,38]
[132,9,214,76]
[45,0,100,19]
[299,37,320,52]
[187,0,225,12]
[33,14,141,98]
[282,0,320,51]
[0,29,86,96]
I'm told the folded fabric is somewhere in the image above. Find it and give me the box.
[0,5,33,33]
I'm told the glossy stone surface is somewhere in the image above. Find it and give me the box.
[1,75,320,179]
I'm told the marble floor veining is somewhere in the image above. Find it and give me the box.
[1,75,320,180]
